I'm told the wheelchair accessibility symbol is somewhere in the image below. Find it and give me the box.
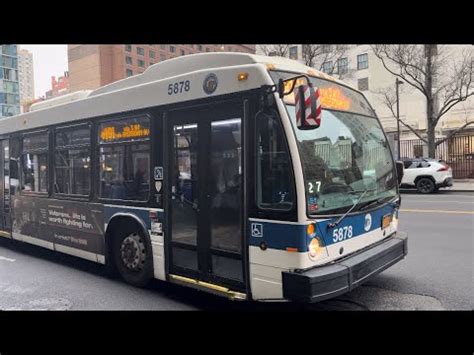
[251,223,263,238]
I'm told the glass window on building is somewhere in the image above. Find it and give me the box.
[357,53,369,70]
[180,49,185,56]
[322,61,333,73]
[137,47,145,56]
[138,59,145,68]
[125,45,132,52]
[198,45,203,51]
[2,45,17,56]
[205,47,210,52]
[170,46,176,53]
[337,57,348,74]
[289,46,298,60]
[150,50,155,59]
[160,45,166,50]
[358,77,369,91]
[321,45,332,53]
[126,69,133,77]
[126,56,132,65]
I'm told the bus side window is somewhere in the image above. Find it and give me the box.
[21,132,49,193]
[256,111,294,211]
[98,116,151,201]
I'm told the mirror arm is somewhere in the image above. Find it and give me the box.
[278,75,312,98]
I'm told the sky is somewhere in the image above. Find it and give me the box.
[19,45,68,99]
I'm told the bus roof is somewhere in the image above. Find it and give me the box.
[0,52,357,135]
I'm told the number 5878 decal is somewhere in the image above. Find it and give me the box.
[332,226,353,243]
[168,80,190,95]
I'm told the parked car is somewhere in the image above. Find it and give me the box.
[400,158,453,193]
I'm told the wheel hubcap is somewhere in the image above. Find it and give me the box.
[120,233,146,271]
[420,181,432,192]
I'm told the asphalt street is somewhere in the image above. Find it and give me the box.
[0,190,472,311]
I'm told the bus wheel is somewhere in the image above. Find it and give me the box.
[113,228,153,287]
[416,178,435,194]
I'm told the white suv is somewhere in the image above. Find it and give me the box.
[400,158,453,193]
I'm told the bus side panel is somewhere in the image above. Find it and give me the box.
[11,195,105,262]
[103,205,166,281]
[248,219,314,300]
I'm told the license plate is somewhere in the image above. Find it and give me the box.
[382,214,393,229]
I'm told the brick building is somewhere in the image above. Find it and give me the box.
[68,44,256,92]
[45,71,69,98]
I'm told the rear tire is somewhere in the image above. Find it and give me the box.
[416,178,435,194]
[112,225,154,288]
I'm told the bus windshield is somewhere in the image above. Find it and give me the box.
[270,71,397,215]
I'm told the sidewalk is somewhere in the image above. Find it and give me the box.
[449,179,474,192]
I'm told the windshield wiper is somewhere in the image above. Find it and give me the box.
[327,188,375,228]
[358,196,397,212]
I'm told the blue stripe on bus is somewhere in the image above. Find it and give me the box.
[248,204,396,252]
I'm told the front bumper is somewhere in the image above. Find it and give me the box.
[282,232,408,303]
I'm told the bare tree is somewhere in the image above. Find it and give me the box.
[258,44,291,57]
[372,45,473,157]
[302,44,351,78]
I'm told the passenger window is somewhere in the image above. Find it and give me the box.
[21,132,49,193]
[256,111,294,210]
[99,117,150,201]
[408,161,420,169]
[54,126,91,195]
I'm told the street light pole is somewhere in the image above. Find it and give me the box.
[395,78,404,159]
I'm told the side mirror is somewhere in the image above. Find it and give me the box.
[294,84,321,130]
[395,161,404,186]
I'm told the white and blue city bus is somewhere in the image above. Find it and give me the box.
[0,53,407,302]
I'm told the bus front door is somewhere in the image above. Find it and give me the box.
[0,139,11,238]
[167,101,245,292]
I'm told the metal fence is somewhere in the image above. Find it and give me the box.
[400,135,474,178]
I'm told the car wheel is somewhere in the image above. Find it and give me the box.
[113,227,154,287]
[416,178,435,194]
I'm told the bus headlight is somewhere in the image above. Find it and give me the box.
[308,237,322,258]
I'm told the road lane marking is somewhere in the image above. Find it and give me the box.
[400,209,474,215]
[0,256,16,262]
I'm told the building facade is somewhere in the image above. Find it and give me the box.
[68,44,256,92]
[45,71,69,98]
[18,48,35,110]
[0,45,20,118]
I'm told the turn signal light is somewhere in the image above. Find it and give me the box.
[238,72,249,81]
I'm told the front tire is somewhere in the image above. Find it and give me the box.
[416,178,435,194]
[113,226,154,287]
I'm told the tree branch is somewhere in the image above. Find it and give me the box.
[376,88,428,143]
